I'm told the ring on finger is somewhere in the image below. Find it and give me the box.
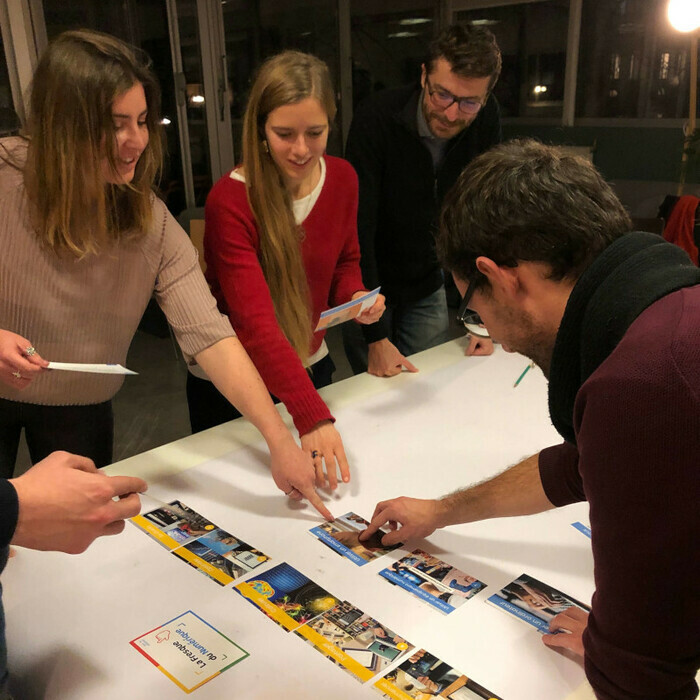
[12,370,22,379]
[285,489,295,496]
[24,346,36,357]
[311,450,320,459]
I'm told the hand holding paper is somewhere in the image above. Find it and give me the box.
[0,329,48,388]
[353,289,385,325]
[314,288,381,331]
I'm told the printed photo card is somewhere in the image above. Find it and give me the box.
[295,599,414,683]
[374,649,503,700]
[486,572,591,634]
[131,501,269,586]
[379,549,486,614]
[235,562,340,632]
[310,511,400,566]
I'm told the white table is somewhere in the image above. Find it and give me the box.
[3,340,597,700]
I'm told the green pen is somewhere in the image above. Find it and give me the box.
[513,361,536,388]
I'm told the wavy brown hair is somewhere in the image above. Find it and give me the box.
[23,29,163,257]
[242,50,336,362]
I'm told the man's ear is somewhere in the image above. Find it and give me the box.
[420,63,427,88]
[475,256,519,299]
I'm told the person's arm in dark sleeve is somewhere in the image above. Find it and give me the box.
[344,100,391,344]
[479,94,502,151]
[538,440,585,506]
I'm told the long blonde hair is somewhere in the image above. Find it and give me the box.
[23,29,163,257]
[242,51,336,361]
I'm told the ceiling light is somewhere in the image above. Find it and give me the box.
[667,0,700,32]
[398,18,432,26]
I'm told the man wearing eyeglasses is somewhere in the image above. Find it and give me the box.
[343,25,502,378]
[361,140,700,700]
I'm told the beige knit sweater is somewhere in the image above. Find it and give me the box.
[0,137,233,406]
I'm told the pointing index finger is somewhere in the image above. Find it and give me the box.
[298,482,334,521]
[359,504,392,541]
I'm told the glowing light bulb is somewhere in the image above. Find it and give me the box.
[668,0,700,32]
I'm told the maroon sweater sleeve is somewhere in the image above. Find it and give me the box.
[571,289,700,700]
[538,440,585,506]
[204,176,332,436]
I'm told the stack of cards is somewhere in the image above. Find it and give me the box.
[131,501,269,586]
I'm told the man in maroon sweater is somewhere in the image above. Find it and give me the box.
[361,140,700,699]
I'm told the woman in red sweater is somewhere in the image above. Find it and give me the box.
[186,51,385,493]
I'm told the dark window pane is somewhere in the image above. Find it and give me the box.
[577,0,692,119]
[350,2,437,107]
[455,1,568,119]
[222,0,341,158]
[0,29,20,134]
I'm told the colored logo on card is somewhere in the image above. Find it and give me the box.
[249,580,274,598]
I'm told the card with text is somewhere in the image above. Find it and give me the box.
[235,562,340,632]
[295,600,414,683]
[131,503,270,586]
[486,573,590,634]
[379,549,485,614]
[310,512,399,566]
[172,527,270,586]
[374,648,503,700]
[131,501,217,550]
[130,611,248,694]
[571,521,591,538]
[314,287,381,331]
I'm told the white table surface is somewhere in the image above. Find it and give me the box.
[3,339,599,700]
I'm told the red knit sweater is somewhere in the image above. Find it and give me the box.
[204,156,364,436]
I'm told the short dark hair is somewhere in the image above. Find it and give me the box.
[437,139,632,287]
[426,25,502,91]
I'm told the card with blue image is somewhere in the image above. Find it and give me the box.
[486,572,590,633]
[310,511,400,566]
[379,549,485,614]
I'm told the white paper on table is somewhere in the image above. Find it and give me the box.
[47,361,138,375]
[314,287,381,331]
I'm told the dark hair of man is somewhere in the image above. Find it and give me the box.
[426,24,502,91]
[437,139,633,290]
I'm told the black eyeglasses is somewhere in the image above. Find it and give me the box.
[425,76,484,116]
[456,268,481,324]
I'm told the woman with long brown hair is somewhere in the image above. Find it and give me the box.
[0,30,329,518]
[186,51,385,489]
